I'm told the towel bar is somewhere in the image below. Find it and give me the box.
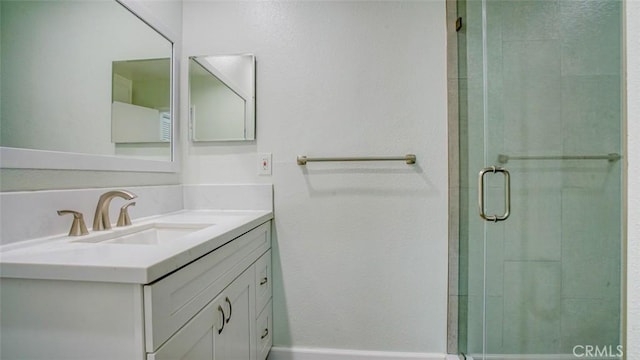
[296,154,416,165]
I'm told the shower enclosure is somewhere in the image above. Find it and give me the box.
[453,0,623,358]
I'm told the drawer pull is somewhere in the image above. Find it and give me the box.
[217,305,225,334]
[261,328,269,339]
[225,297,232,323]
[260,277,268,285]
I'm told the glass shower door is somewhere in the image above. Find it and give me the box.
[458,0,623,357]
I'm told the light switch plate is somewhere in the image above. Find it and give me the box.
[258,153,272,175]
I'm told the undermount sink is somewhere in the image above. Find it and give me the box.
[73,223,213,245]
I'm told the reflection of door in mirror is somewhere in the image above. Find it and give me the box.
[113,74,133,104]
[189,54,256,142]
[111,58,171,150]
[0,0,173,162]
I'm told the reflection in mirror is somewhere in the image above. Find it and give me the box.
[111,58,172,159]
[0,0,173,162]
[189,54,255,141]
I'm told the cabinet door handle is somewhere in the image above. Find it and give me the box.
[225,297,232,324]
[217,305,225,334]
[261,328,269,339]
[260,277,268,285]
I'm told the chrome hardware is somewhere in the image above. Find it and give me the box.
[116,202,136,227]
[478,166,510,222]
[297,154,416,165]
[92,190,137,231]
[225,297,232,324]
[57,210,89,236]
[217,305,225,334]
[497,152,621,164]
[261,328,269,340]
[260,277,268,285]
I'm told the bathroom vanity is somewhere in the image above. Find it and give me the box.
[0,210,273,360]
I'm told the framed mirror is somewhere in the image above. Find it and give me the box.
[189,54,256,142]
[0,0,179,172]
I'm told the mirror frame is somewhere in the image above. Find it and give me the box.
[0,0,180,173]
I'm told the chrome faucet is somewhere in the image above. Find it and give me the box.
[92,190,137,231]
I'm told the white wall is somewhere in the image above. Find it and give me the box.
[625,0,640,357]
[182,1,448,353]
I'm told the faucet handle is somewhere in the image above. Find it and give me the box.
[57,210,89,236]
[117,202,136,227]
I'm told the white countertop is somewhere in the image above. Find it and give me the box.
[0,210,273,284]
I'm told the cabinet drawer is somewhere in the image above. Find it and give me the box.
[257,300,272,360]
[255,249,272,314]
[144,222,271,352]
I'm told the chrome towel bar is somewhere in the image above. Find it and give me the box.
[497,153,621,164]
[297,154,416,165]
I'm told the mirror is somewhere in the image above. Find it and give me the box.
[189,54,255,141]
[0,0,174,164]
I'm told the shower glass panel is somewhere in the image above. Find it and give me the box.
[457,0,623,358]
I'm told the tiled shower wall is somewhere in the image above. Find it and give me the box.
[458,0,622,355]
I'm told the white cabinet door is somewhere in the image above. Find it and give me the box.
[215,268,256,360]
[149,267,256,360]
[147,293,224,360]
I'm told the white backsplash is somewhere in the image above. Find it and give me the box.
[0,184,273,246]
[183,184,273,211]
[0,185,183,246]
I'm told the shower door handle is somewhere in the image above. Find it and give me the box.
[478,166,510,222]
